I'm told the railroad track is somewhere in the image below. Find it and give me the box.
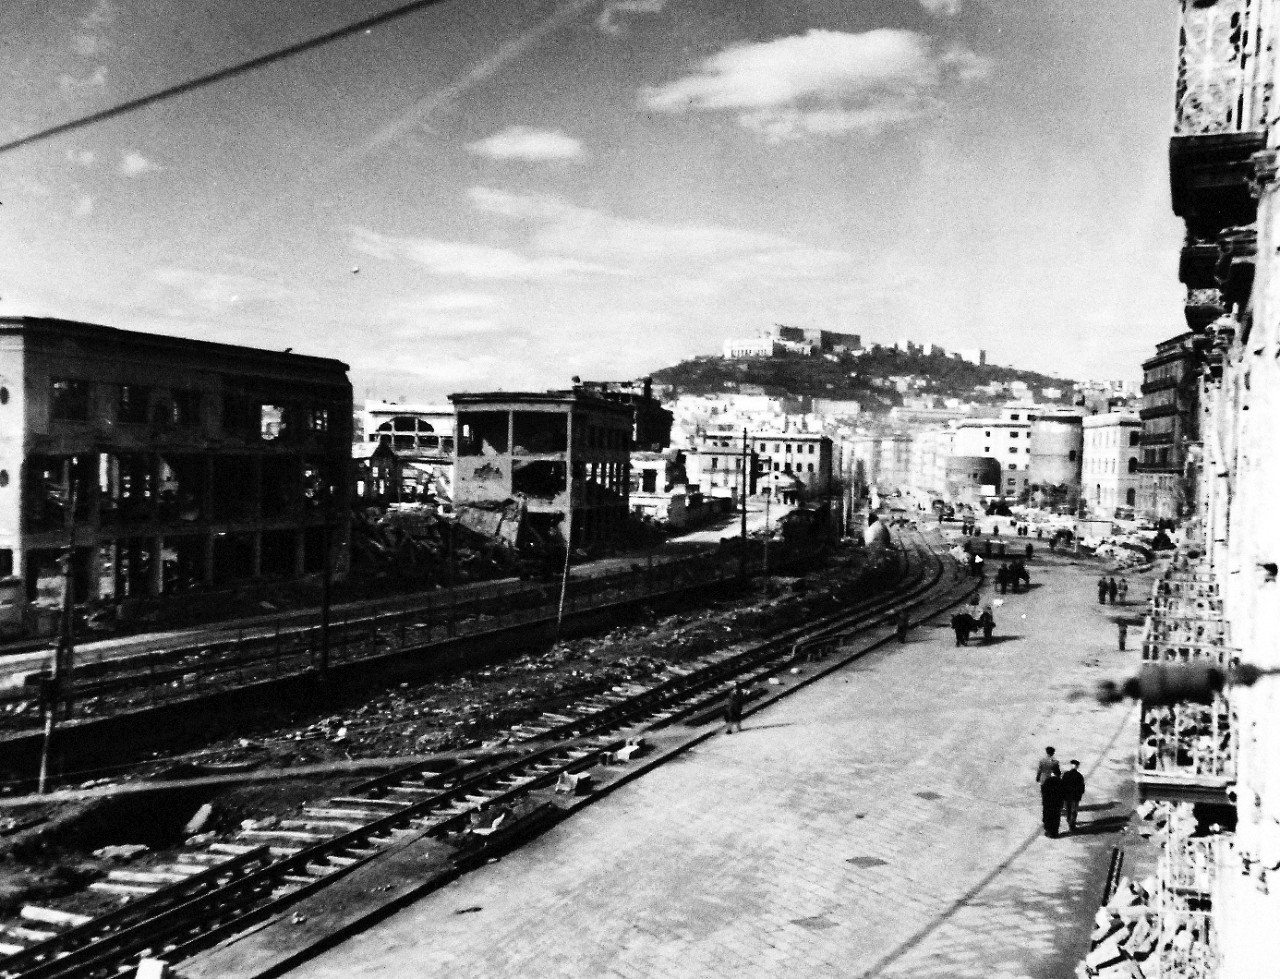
[0,545,792,732]
[0,529,960,979]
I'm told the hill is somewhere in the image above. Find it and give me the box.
[650,348,1074,412]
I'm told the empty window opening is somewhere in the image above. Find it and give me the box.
[513,413,568,455]
[118,384,152,424]
[512,460,566,500]
[51,379,90,421]
[458,412,509,456]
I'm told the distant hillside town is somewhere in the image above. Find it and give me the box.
[722,323,987,367]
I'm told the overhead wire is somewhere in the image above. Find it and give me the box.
[0,0,456,157]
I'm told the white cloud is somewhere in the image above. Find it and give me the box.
[410,292,504,311]
[641,29,990,140]
[919,0,962,15]
[121,151,161,176]
[597,0,668,35]
[80,0,116,28]
[351,228,619,281]
[150,267,291,312]
[465,186,854,279]
[58,67,107,92]
[66,148,96,167]
[467,126,584,162]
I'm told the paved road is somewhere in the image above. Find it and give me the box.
[299,558,1142,979]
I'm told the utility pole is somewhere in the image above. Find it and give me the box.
[554,411,575,644]
[39,467,77,794]
[318,493,332,680]
[739,427,749,576]
[762,480,772,595]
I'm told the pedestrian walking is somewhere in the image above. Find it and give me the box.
[1108,577,1119,604]
[1041,772,1064,838]
[1118,578,1129,603]
[724,683,744,734]
[1097,576,1108,604]
[980,603,995,642]
[1062,759,1086,831]
[1025,543,1033,560]
[1036,745,1061,784]
[951,611,972,646]
[996,564,1009,594]
[1036,747,1063,838]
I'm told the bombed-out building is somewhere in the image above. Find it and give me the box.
[449,391,632,547]
[0,318,352,619]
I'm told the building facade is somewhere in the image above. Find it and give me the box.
[574,378,673,451]
[0,317,352,615]
[1101,6,1280,979]
[1027,411,1084,493]
[1080,412,1142,519]
[685,434,755,502]
[953,418,1033,497]
[360,400,454,504]
[450,391,632,547]
[750,431,833,495]
[1139,332,1201,524]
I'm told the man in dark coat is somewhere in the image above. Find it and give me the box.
[724,683,744,734]
[1061,760,1086,831]
[1097,576,1109,604]
[951,611,972,646]
[1108,577,1119,604]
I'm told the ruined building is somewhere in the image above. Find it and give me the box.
[0,318,352,624]
[449,390,632,547]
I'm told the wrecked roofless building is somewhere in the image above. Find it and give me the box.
[0,317,352,628]
[449,391,632,547]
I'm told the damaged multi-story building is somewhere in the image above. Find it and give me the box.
[0,317,352,627]
[449,390,632,547]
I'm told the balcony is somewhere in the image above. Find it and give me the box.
[1171,0,1270,237]
[1137,562,1236,803]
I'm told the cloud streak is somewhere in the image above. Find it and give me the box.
[642,29,990,140]
[597,0,669,35]
[468,126,583,161]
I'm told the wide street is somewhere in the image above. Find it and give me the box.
[295,553,1143,979]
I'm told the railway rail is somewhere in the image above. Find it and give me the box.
[0,542,812,734]
[0,528,962,979]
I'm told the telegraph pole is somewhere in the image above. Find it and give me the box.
[739,428,749,575]
[39,469,77,794]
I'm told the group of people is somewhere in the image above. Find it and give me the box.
[1096,575,1129,605]
[950,596,997,646]
[995,559,1030,594]
[1035,746,1086,837]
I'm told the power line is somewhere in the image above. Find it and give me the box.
[0,0,456,157]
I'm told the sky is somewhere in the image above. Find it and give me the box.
[0,0,1184,401]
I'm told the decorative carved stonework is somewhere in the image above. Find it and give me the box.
[1176,0,1270,136]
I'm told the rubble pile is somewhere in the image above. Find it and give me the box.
[1077,802,1220,979]
[1077,875,1158,979]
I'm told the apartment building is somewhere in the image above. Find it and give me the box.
[953,417,1033,496]
[1081,413,1142,518]
[750,431,833,495]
